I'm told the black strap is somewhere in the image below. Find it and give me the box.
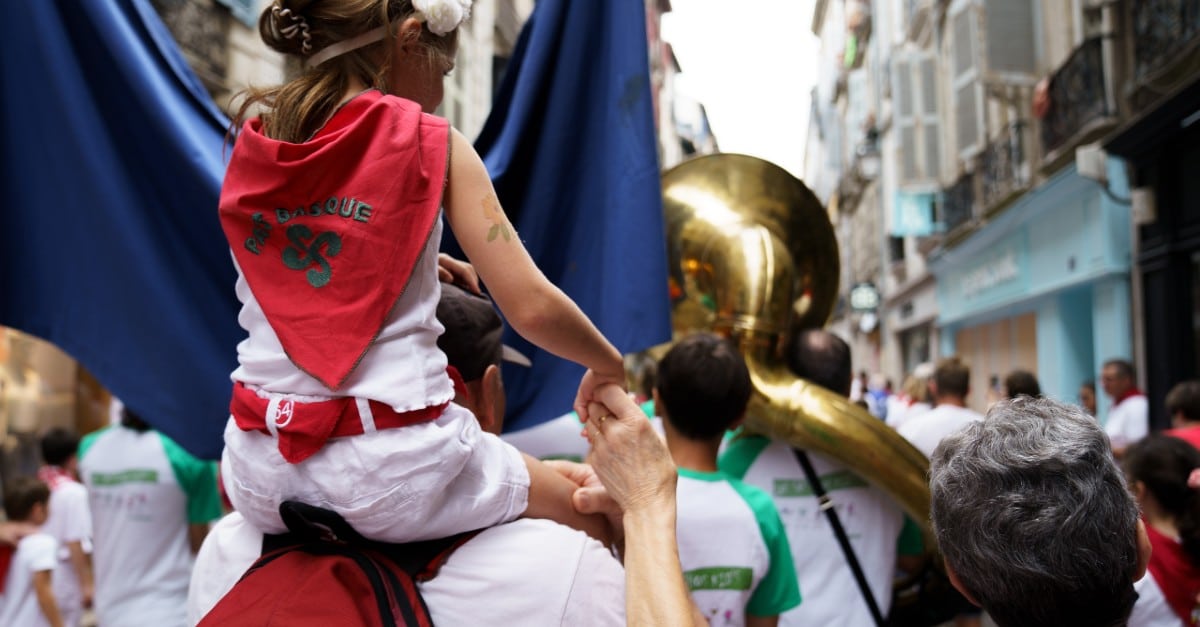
[793,448,886,627]
[256,501,479,626]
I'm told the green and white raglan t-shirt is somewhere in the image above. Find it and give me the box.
[675,468,801,626]
[79,425,223,627]
[720,434,921,627]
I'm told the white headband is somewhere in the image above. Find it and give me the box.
[305,0,472,68]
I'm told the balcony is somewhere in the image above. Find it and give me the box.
[1133,0,1200,81]
[942,172,975,235]
[1039,37,1117,165]
[979,122,1028,214]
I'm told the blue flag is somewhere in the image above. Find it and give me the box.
[457,0,673,431]
[1,0,238,459]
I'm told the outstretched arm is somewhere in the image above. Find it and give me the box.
[443,129,624,405]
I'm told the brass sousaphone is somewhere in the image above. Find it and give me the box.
[660,153,934,546]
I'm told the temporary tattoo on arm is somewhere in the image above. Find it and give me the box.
[483,193,513,242]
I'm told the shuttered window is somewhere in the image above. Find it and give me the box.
[949,0,983,158]
[892,50,940,186]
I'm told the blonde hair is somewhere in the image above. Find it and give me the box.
[232,0,459,144]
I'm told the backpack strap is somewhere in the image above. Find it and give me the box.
[253,500,480,626]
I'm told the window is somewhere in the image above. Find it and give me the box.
[892,50,941,185]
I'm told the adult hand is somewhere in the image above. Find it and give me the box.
[544,459,624,546]
[436,253,481,294]
[583,384,676,515]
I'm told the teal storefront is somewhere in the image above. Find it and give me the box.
[929,160,1133,421]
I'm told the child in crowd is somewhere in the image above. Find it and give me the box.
[219,0,622,543]
[37,428,92,627]
[0,477,61,627]
[1124,435,1200,626]
[655,333,801,627]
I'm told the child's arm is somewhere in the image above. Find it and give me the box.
[33,569,63,627]
[443,129,625,415]
[522,453,612,546]
[65,540,93,608]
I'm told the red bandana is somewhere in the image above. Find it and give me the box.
[220,92,449,389]
[1145,520,1200,625]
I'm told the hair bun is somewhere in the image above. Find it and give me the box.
[261,2,314,56]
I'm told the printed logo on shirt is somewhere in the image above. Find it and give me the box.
[684,567,753,591]
[89,469,157,486]
[773,469,868,497]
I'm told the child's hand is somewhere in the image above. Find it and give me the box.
[574,368,626,422]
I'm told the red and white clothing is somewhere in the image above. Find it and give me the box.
[1130,522,1200,626]
[1106,391,1150,451]
[36,466,91,627]
[219,91,529,542]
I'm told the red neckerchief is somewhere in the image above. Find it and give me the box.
[1115,388,1145,406]
[220,91,450,390]
[36,465,74,490]
[1145,520,1200,625]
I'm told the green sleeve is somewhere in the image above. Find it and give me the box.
[77,428,107,460]
[732,479,802,616]
[158,434,223,524]
[896,514,925,556]
[718,434,771,480]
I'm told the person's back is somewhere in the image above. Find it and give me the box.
[658,333,800,626]
[79,413,221,626]
[898,357,983,457]
[0,477,58,627]
[218,0,623,547]
[721,329,914,626]
[37,428,92,627]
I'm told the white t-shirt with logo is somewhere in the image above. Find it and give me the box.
[187,513,625,626]
[897,404,985,458]
[1106,394,1149,450]
[0,532,58,627]
[40,478,91,626]
[675,468,801,626]
[720,436,921,627]
[79,426,223,627]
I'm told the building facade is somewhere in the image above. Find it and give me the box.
[806,0,1166,421]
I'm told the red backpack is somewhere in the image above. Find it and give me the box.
[199,501,476,627]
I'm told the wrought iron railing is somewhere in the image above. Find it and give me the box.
[980,122,1027,212]
[942,173,975,234]
[1040,37,1113,156]
[1133,0,1200,81]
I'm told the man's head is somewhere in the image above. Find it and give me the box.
[655,333,751,442]
[1003,369,1040,399]
[4,476,50,525]
[930,396,1148,627]
[1100,359,1136,400]
[930,357,970,404]
[1166,380,1200,427]
[437,283,531,434]
[785,329,852,397]
[40,427,80,472]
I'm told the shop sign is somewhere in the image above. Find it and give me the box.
[961,250,1019,299]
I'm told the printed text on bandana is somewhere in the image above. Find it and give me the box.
[241,196,374,288]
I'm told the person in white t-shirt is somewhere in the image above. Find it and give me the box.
[0,477,61,627]
[80,407,224,627]
[898,357,985,458]
[721,330,923,627]
[1101,358,1149,459]
[37,428,93,627]
[657,333,801,627]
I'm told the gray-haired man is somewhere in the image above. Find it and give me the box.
[929,396,1151,627]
